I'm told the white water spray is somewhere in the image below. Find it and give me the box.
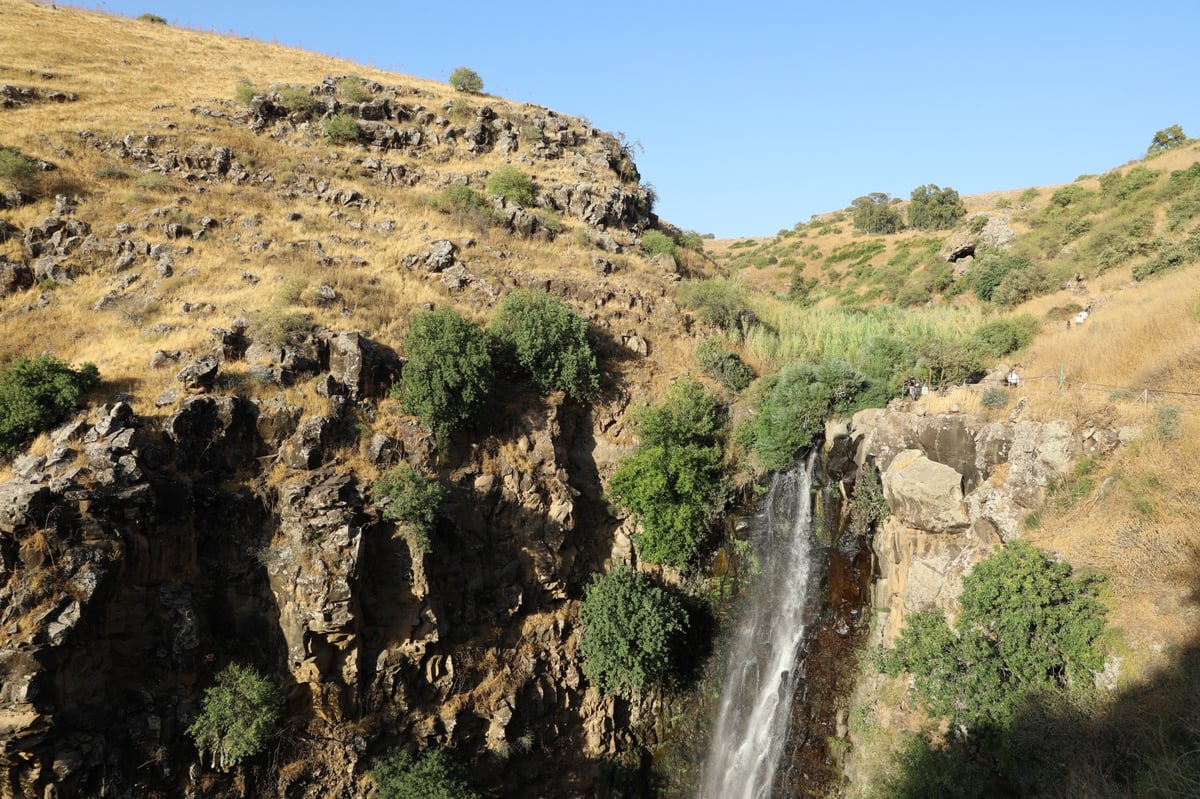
[698,457,818,799]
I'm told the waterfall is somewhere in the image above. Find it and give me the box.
[698,455,818,799]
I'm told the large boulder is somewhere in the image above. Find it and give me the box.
[882,449,969,533]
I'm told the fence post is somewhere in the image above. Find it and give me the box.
[1140,389,1148,406]
[1059,363,1066,390]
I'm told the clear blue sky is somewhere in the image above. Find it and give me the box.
[72,1,1200,237]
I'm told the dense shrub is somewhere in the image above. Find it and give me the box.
[1099,165,1160,202]
[371,748,479,799]
[275,86,317,119]
[0,149,40,194]
[980,387,1010,408]
[883,541,1106,735]
[1132,232,1200,281]
[851,192,904,234]
[233,77,258,103]
[743,358,867,471]
[428,184,489,218]
[137,12,167,23]
[990,266,1055,307]
[973,314,1039,357]
[187,663,283,769]
[578,565,688,694]
[695,340,754,393]
[972,253,1033,302]
[370,464,445,553]
[609,378,726,566]
[907,184,966,230]
[485,166,534,206]
[336,75,369,102]
[914,337,986,387]
[449,66,484,93]
[847,464,889,537]
[640,230,677,258]
[676,279,746,330]
[490,290,598,400]
[395,307,494,437]
[0,355,99,458]
[1048,184,1091,209]
[321,113,359,145]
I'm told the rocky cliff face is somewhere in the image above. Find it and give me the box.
[830,402,1131,646]
[0,322,657,798]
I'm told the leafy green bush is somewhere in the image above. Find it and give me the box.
[428,184,489,218]
[980,387,1010,408]
[1048,184,1091,209]
[336,75,369,103]
[370,464,445,553]
[137,12,167,23]
[695,340,754,393]
[449,66,484,93]
[490,290,598,400]
[187,663,283,768]
[609,378,726,566]
[972,315,1039,357]
[234,77,258,104]
[907,184,966,230]
[883,541,1106,735]
[640,229,677,258]
[914,337,986,387]
[676,279,746,330]
[880,735,991,799]
[579,565,688,694]
[275,86,317,119]
[395,307,494,437]
[321,112,359,145]
[1132,231,1200,281]
[0,355,99,458]
[485,166,534,206]
[0,149,40,194]
[741,358,867,471]
[851,192,904,234]
[847,464,889,537]
[371,748,479,799]
[971,253,1033,303]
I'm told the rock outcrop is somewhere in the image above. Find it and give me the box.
[834,405,1122,644]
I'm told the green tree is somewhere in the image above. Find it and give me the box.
[370,464,445,553]
[640,229,677,258]
[907,184,966,230]
[742,358,867,471]
[609,377,727,566]
[449,66,484,93]
[883,541,1106,735]
[395,307,494,437]
[187,663,283,769]
[371,748,480,799]
[1148,124,1189,154]
[851,192,904,234]
[490,290,599,400]
[0,355,99,458]
[578,565,688,694]
[485,165,534,206]
[0,149,40,194]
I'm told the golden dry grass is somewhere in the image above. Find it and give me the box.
[0,0,696,433]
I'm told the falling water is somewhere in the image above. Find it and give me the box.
[698,456,818,799]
